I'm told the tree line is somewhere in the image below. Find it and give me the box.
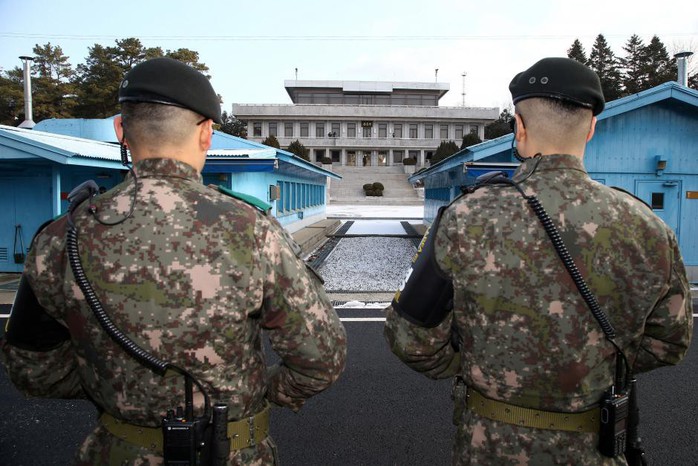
[481,33,697,144]
[567,33,696,101]
[0,38,243,131]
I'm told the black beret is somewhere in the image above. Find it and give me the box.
[118,57,222,124]
[509,57,604,116]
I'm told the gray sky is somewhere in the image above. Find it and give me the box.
[1,0,696,112]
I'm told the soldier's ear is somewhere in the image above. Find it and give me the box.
[198,119,213,152]
[586,117,597,143]
[514,114,526,143]
[113,115,125,144]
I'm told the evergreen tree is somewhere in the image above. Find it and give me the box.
[72,38,210,118]
[642,35,675,88]
[431,140,460,164]
[0,69,24,125]
[689,72,698,90]
[484,107,514,139]
[567,39,588,65]
[460,131,482,149]
[261,134,280,148]
[218,111,247,138]
[588,34,623,102]
[620,34,647,95]
[287,139,310,161]
[30,43,77,121]
[73,43,133,118]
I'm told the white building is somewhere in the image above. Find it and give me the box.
[233,80,499,168]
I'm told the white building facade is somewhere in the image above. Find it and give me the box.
[233,80,499,168]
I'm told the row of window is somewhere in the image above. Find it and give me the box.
[311,149,422,163]
[253,121,479,140]
[278,181,325,214]
[293,93,439,106]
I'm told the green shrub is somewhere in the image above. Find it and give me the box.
[403,157,417,165]
[363,183,374,191]
[320,156,333,164]
[372,182,384,191]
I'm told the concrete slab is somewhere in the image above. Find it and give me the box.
[292,219,341,256]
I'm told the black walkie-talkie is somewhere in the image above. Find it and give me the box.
[598,387,630,457]
[163,406,201,465]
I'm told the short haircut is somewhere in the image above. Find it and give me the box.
[516,98,593,146]
[120,102,202,148]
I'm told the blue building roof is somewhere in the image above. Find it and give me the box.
[0,124,123,169]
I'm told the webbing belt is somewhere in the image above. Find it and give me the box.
[100,406,270,453]
[466,388,598,433]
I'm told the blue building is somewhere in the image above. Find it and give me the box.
[0,120,338,273]
[410,82,698,280]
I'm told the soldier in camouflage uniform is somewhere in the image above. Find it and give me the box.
[385,57,692,465]
[1,58,346,465]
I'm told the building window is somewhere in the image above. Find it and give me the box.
[283,182,291,212]
[300,122,309,137]
[253,122,262,137]
[331,150,341,162]
[316,123,325,138]
[425,124,433,139]
[268,122,277,137]
[284,122,294,138]
[408,150,420,161]
[440,124,449,140]
[362,125,372,138]
[455,124,464,140]
[651,193,664,210]
[393,124,402,138]
[378,123,387,138]
[470,125,479,135]
[314,149,325,163]
[393,150,404,163]
[409,124,418,138]
[331,122,340,138]
[347,123,356,138]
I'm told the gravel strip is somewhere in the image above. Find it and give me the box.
[318,237,416,292]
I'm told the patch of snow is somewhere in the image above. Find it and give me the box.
[326,204,423,219]
[346,220,407,235]
[334,301,391,309]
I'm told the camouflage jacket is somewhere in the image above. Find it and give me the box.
[2,158,347,465]
[385,154,692,465]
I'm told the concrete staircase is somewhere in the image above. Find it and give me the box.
[329,165,423,205]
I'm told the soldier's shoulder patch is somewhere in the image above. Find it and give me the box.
[610,186,651,210]
[217,185,271,214]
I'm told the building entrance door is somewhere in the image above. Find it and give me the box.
[0,176,52,272]
[378,151,387,166]
[635,180,680,238]
[362,151,371,167]
[347,151,357,166]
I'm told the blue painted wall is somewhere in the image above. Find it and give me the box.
[0,163,125,272]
